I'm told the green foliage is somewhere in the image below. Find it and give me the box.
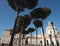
[9,28,20,35]
[14,0,26,8]
[27,28,35,33]
[15,15,32,34]
[33,20,42,28]
[24,0,38,9]
[7,0,38,12]
[7,0,24,12]
[22,29,29,34]
[15,16,24,33]
[23,15,32,28]
[30,7,51,20]
[16,15,32,29]
[17,16,24,25]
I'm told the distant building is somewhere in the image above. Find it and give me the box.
[0,29,11,46]
[0,29,30,46]
[0,21,60,46]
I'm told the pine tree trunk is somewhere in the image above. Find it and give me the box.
[36,28,38,45]
[30,32,32,45]
[19,32,21,46]
[20,26,24,46]
[9,6,19,46]
[41,22,45,46]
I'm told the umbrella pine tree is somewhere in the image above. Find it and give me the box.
[30,7,51,46]
[7,0,38,46]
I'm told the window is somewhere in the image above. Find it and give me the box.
[47,40,49,45]
[40,41,42,46]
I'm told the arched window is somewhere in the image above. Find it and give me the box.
[40,41,42,46]
[25,37,28,45]
[47,40,49,46]
[57,40,59,46]
[52,41,54,46]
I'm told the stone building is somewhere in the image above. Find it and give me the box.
[27,21,60,46]
[0,29,11,46]
[0,21,60,46]
[0,29,30,46]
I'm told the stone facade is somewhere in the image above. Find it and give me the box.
[0,21,60,46]
[0,29,11,46]
[27,21,60,46]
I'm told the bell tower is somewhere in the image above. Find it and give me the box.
[46,21,57,35]
[46,21,57,46]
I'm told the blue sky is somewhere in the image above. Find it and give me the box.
[0,0,60,37]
